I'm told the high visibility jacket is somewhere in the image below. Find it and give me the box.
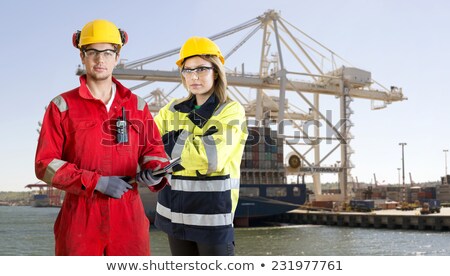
[35,75,169,255]
[154,94,248,244]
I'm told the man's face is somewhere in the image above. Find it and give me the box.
[81,43,119,81]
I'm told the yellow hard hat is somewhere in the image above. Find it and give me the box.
[73,19,128,49]
[176,36,224,67]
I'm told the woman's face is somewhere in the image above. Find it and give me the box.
[182,56,215,104]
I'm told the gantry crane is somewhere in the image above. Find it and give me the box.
[77,10,406,202]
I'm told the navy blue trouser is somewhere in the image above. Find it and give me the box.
[167,235,235,256]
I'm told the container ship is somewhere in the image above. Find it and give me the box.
[25,183,63,207]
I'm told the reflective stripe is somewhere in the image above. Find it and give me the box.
[136,95,146,111]
[52,95,68,113]
[157,202,233,226]
[171,130,190,158]
[170,177,239,192]
[43,159,67,184]
[168,99,182,112]
[213,100,231,116]
[201,135,218,173]
[142,156,169,165]
[229,178,240,189]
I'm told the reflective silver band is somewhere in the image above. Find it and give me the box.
[170,177,239,192]
[168,99,182,112]
[213,100,231,116]
[171,130,189,159]
[142,156,169,165]
[136,95,146,111]
[156,202,233,227]
[43,159,67,184]
[201,135,218,173]
[52,95,68,113]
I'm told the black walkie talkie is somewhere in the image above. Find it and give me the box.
[116,107,128,143]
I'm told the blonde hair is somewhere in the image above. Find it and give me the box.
[180,55,228,104]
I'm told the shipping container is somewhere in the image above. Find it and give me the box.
[349,200,375,212]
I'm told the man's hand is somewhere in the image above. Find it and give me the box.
[136,167,164,187]
[95,176,133,198]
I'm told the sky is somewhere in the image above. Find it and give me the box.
[0,0,449,191]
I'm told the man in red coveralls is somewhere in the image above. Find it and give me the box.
[35,19,169,256]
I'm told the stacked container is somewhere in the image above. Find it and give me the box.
[240,126,285,184]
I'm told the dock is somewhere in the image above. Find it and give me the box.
[270,207,450,231]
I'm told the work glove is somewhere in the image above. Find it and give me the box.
[136,167,164,187]
[95,176,133,199]
[202,126,218,136]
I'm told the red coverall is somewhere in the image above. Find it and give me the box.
[35,75,169,255]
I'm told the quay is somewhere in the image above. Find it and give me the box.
[270,208,450,231]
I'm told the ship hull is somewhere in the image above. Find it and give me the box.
[139,183,307,226]
[31,194,51,207]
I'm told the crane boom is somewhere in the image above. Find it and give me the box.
[74,9,407,199]
[103,67,405,102]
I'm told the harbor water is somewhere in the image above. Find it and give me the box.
[1,206,449,256]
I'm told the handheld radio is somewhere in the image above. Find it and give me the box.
[116,107,128,143]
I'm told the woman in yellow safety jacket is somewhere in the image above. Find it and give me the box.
[154,36,248,256]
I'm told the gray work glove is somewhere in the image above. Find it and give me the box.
[95,176,133,199]
[136,168,163,187]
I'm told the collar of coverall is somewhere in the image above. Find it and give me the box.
[78,75,132,103]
